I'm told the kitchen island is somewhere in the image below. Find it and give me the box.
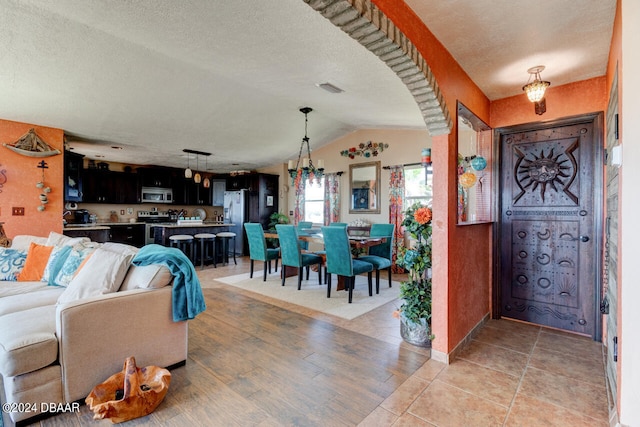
[151,222,236,246]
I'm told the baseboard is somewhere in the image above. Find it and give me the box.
[431,313,490,365]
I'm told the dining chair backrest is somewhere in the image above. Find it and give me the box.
[329,222,347,228]
[367,223,395,259]
[244,223,269,261]
[275,224,302,267]
[321,226,353,276]
[297,221,313,230]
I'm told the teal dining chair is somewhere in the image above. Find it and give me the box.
[244,223,280,281]
[321,226,373,303]
[296,221,313,250]
[276,224,323,289]
[357,223,395,293]
[329,222,347,228]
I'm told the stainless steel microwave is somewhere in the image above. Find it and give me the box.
[141,187,173,204]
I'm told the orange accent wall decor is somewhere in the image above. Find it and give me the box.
[0,119,64,238]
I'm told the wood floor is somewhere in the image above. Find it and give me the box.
[18,257,610,426]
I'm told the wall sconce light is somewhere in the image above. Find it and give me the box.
[522,65,550,115]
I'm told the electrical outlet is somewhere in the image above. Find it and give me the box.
[120,209,125,215]
[12,207,25,216]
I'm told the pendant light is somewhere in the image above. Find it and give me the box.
[203,156,210,188]
[194,154,201,184]
[184,154,192,178]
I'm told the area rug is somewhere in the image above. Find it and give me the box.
[214,271,401,320]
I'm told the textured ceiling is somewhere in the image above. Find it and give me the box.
[0,0,616,171]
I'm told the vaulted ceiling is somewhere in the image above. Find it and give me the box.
[0,0,616,172]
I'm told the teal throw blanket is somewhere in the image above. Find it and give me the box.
[132,244,206,321]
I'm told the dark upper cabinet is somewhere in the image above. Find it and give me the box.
[226,174,248,191]
[81,170,139,204]
[81,170,111,203]
[64,151,84,202]
[112,171,140,204]
[139,167,173,188]
[247,173,279,229]
[174,176,212,205]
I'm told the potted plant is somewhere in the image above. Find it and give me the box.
[267,212,289,248]
[395,202,434,347]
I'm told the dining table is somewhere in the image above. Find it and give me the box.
[263,229,387,291]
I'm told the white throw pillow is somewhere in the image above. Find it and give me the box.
[46,231,89,247]
[120,264,173,291]
[57,248,133,304]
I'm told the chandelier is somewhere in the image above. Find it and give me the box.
[522,65,550,115]
[288,107,324,185]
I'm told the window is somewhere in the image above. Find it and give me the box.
[304,179,325,224]
[404,164,432,209]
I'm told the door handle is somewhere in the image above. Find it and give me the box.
[559,234,590,242]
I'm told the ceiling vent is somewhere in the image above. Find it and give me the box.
[316,82,344,94]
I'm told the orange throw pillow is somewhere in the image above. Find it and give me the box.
[17,242,54,281]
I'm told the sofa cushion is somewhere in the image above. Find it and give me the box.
[52,246,95,287]
[17,242,54,281]
[0,287,64,316]
[100,242,139,257]
[0,281,48,298]
[9,235,49,251]
[57,248,133,304]
[41,245,72,286]
[120,264,173,291]
[0,248,27,281]
[0,305,57,377]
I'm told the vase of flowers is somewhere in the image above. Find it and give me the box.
[395,202,434,347]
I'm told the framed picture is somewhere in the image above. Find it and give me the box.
[266,195,274,207]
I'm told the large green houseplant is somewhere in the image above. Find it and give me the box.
[395,202,434,346]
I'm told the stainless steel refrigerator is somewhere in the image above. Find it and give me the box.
[223,190,249,256]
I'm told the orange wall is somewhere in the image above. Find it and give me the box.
[373,0,493,356]
[0,119,64,239]
[606,0,623,414]
[491,77,608,129]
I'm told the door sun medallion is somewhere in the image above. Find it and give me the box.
[513,142,578,204]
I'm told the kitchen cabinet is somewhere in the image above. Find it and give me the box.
[64,151,84,202]
[139,167,173,188]
[173,177,211,205]
[63,227,110,243]
[226,174,248,190]
[81,169,111,203]
[108,224,145,247]
[81,170,139,204]
[247,173,279,229]
[211,179,226,206]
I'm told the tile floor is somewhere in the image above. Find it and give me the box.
[360,318,611,426]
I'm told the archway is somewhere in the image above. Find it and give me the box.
[304,0,452,136]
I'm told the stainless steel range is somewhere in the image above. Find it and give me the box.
[137,210,172,244]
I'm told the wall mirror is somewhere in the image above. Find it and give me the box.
[457,102,494,225]
[349,161,381,214]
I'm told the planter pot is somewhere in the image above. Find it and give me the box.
[400,314,431,347]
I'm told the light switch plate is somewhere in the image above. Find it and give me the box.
[611,144,622,167]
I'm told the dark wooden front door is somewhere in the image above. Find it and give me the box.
[498,114,603,338]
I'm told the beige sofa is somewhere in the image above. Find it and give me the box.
[0,234,192,424]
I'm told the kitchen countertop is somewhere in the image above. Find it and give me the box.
[64,221,233,231]
[150,222,234,228]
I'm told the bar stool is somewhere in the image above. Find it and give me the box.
[194,233,216,269]
[169,234,194,263]
[215,231,237,265]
